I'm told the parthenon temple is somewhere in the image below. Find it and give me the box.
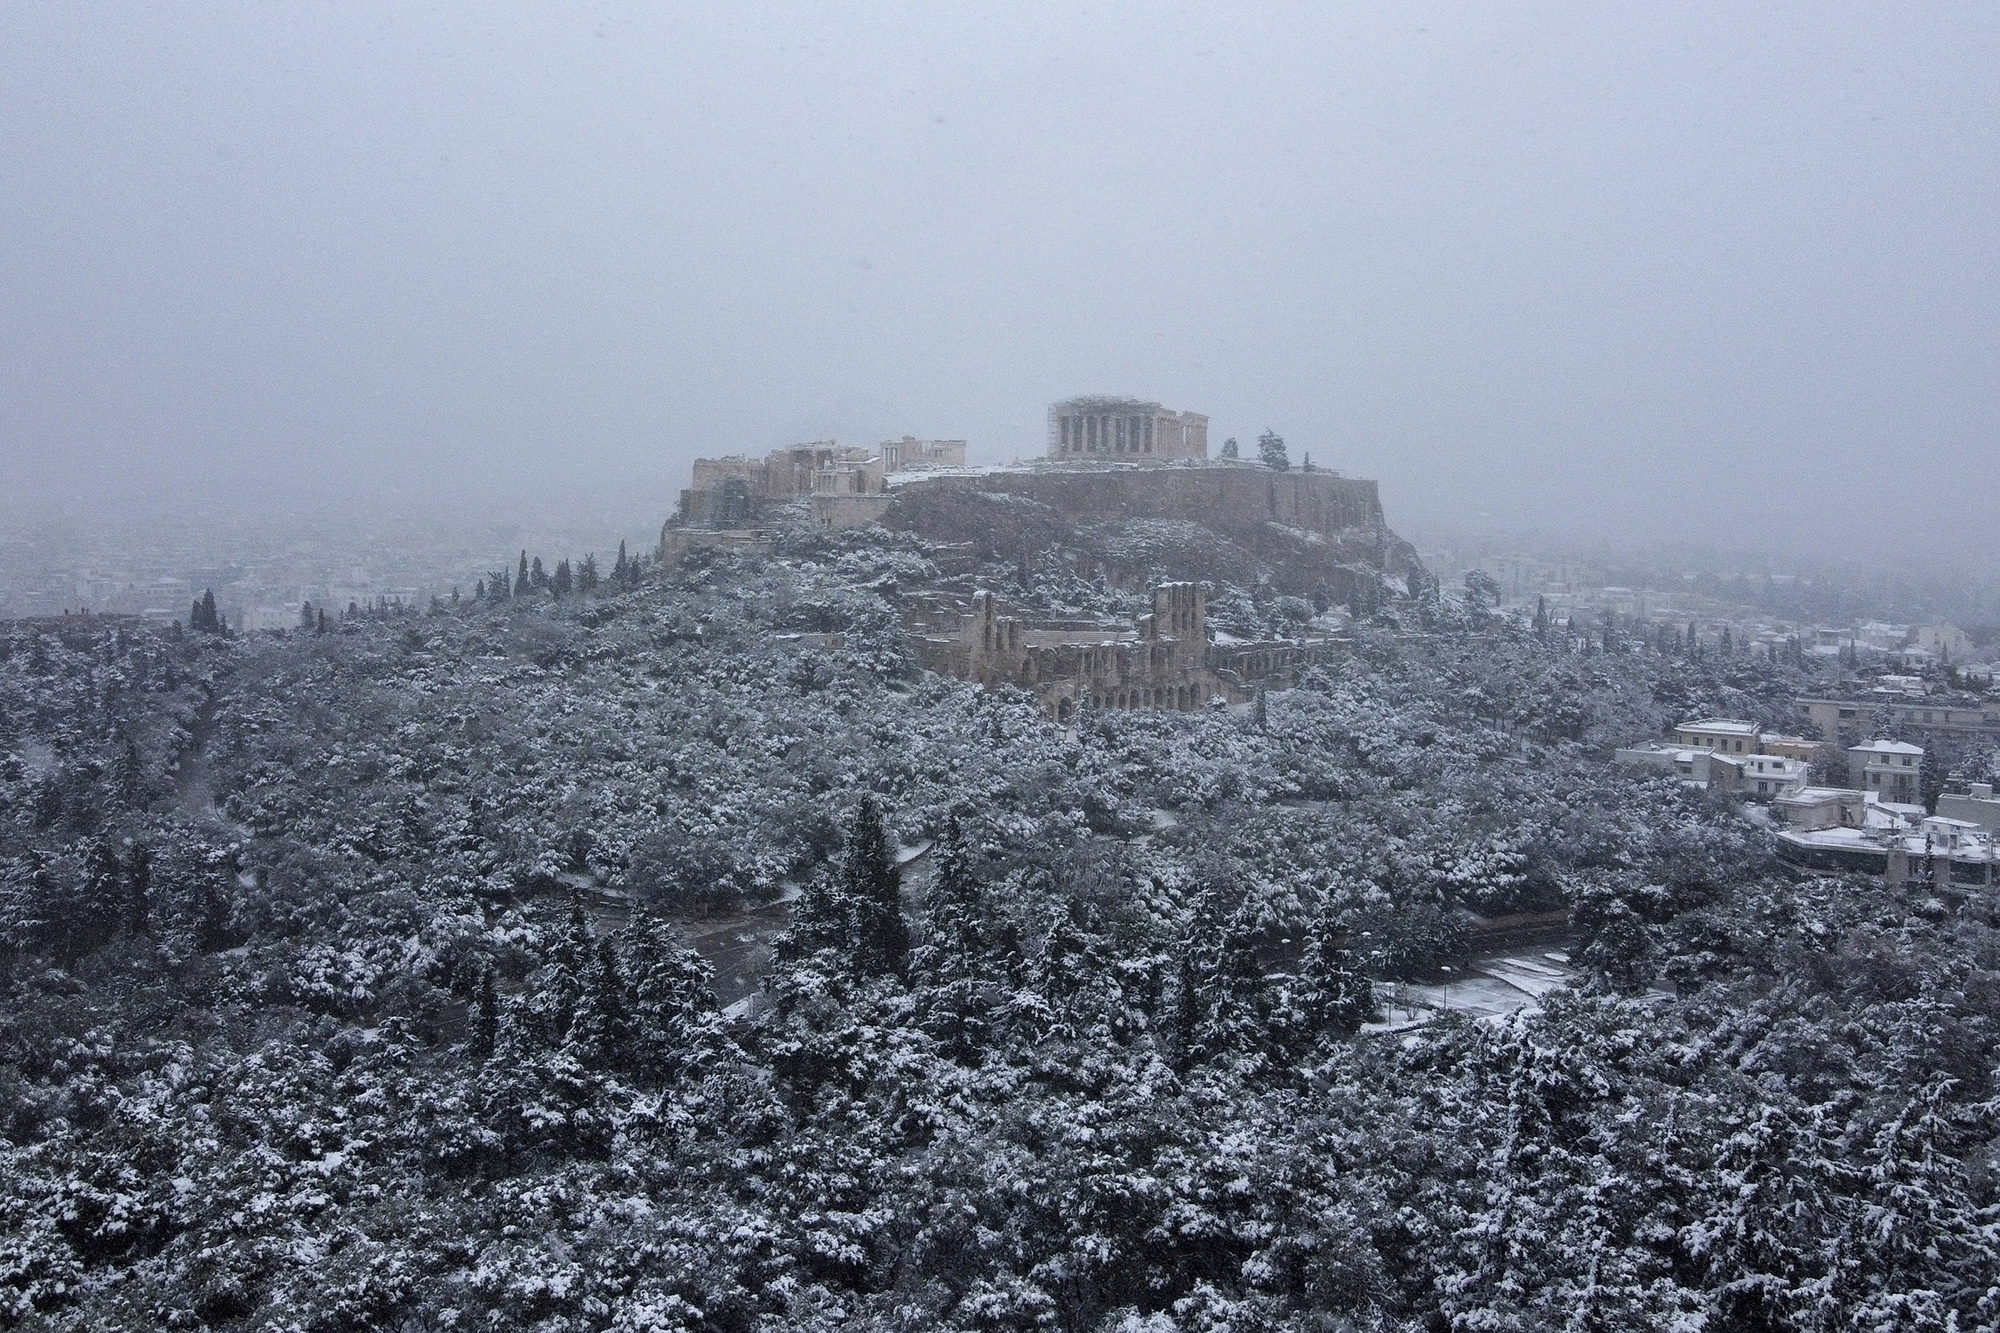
[1047,397,1208,462]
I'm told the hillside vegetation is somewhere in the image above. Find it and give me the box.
[1,529,1995,1331]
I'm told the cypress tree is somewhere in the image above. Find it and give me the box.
[1295,919,1377,1038]
[122,841,152,937]
[115,734,146,807]
[920,815,980,966]
[624,908,718,1079]
[518,551,530,591]
[1033,897,1100,1030]
[523,901,591,1047]
[472,960,500,1059]
[195,867,234,952]
[1163,930,1212,1072]
[842,796,906,977]
[12,852,61,961]
[189,593,223,634]
[571,936,629,1069]
[1205,904,1273,1055]
[540,901,592,1042]
[916,816,990,1055]
[77,838,124,958]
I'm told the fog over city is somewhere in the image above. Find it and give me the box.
[4,2,1995,557]
[15,8,2000,1327]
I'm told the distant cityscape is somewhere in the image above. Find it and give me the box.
[3,456,1996,697]
[0,505,665,633]
[1424,544,2000,681]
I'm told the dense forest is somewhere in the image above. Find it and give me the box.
[1,528,1996,1331]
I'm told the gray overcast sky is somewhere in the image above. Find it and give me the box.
[2,2,1995,553]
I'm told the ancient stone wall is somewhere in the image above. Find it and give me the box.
[885,464,1419,601]
[919,584,1230,720]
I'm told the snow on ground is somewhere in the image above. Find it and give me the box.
[1365,950,1579,1032]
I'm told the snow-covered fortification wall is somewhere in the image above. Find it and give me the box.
[885,465,1422,603]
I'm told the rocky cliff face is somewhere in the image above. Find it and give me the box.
[883,465,1422,602]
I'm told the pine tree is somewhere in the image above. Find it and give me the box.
[299,601,315,630]
[551,559,573,598]
[1257,429,1290,471]
[842,797,907,977]
[578,554,598,594]
[530,556,547,591]
[1220,437,1239,460]
[613,541,629,585]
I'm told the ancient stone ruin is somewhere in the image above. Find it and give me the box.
[661,397,1424,714]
